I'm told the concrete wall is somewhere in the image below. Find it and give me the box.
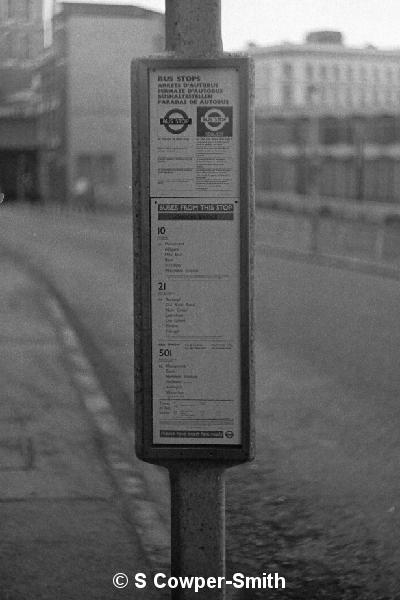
[67,13,164,208]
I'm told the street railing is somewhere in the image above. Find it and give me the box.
[256,191,400,270]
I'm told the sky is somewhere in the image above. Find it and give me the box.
[46,1,400,52]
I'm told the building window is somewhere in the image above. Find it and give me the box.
[305,83,316,104]
[345,66,353,105]
[305,64,315,104]
[292,117,308,146]
[282,62,293,78]
[319,64,327,103]
[76,155,92,181]
[282,82,293,106]
[98,155,116,185]
[374,116,396,144]
[306,63,314,80]
[76,154,116,186]
[372,67,380,105]
[281,62,293,107]
[20,33,30,59]
[359,66,366,107]
[5,33,12,58]
[24,0,31,21]
[282,83,293,106]
[7,0,15,19]
[333,65,340,105]
[321,117,340,145]
[6,32,18,59]
[343,118,354,144]
[265,65,271,106]
[385,67,393,105]
[397,68,400,104]
[346,66,353,81]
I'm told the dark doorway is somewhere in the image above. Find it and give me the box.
[0,150,39,202]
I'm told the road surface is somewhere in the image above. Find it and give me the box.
[1,205,399,599]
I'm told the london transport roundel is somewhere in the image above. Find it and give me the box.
[160,109,192,134]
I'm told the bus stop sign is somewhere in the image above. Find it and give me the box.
[133,56,254,463]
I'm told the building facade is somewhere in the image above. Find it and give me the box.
[0,1,164,205]
[252,31,400,116]
[250,32,400,203]
[0,0,44,200]
[0,0,44,63]
[39,2,165,207]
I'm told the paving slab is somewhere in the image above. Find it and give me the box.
[0,260,163,599]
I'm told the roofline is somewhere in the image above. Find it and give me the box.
[59,2,164,20]
[248,43,400,60]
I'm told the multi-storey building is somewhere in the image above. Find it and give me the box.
[252,31,400,116]
[38,2,164,206]
[0,0,44,200]
[0,1,164,205]
[250,32,400,202]
[0,0,44,64]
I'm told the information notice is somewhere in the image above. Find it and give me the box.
[149,68,241,445]
[149,68,240,198]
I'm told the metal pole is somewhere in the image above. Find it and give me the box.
[169,463,226,599]
[165,2,226,598]
[165,0,222,57]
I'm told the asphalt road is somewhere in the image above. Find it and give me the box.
[1,205,400,599]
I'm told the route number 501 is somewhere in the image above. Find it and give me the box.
[159,348,172,357]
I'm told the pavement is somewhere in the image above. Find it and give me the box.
[0,255,169,599]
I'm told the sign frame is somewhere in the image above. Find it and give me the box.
[133,56,254,463]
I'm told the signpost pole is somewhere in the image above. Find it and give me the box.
[165,3,226,598]
[165,0,223,57]
[132,1,254,599]
[169,462,226,599]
